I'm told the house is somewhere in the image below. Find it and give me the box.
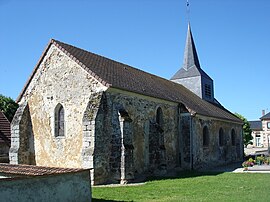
[9,24,243,185]
[249,111,270,149]
[0,163,91,201]
[0,111,11,162]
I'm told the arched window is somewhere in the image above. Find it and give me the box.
[156,107,163,127]
[203,126,209,146]
[231,129,236,146]
[55,104,65,137]
[219,128,224,146]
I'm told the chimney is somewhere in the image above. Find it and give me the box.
[262,110,265,116]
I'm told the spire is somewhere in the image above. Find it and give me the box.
[182,23,200,70]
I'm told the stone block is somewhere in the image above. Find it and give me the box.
[83,141,90,148]
[83,131,91,137]
[83,137,92,142]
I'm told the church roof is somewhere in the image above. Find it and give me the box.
[171,23,212,80]
[18,39,242,124]
[0,111,11,145]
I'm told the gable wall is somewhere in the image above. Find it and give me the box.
[16,44,107,168]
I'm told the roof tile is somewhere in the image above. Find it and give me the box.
[18,39,242,124]
[52,39,241,123]
[0,111,11,145]
[0,163,84,176]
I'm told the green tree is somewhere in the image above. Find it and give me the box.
[0,94,19,122]
[235,113,253,147]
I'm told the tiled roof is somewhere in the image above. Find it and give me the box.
[249,120,262,130]
[17,39,242,124]
[0,163,84,176]
[261,112,270,120]
[0,111,11,145]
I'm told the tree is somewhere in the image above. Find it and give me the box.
[0,94,19,122]
[235,113,253,147]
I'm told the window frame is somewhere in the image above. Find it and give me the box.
[219,128,225,146]
[267,122,270,129]
[55,104,65,137]
[203,126,209,147]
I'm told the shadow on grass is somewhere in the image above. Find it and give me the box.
[145,162,242,182]
[145,170,224,182]
[92,198,132,202]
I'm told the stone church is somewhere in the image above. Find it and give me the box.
[10,24,243,185]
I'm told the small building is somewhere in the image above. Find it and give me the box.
[0,163,92,202]
[10,23,243,185]
[0,111,11,162]
[249,111,270,149]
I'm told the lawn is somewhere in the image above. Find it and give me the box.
[92,172,270,201]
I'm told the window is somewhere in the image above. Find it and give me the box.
[255,135,261,147]
[156,107,163,127]
[205,84,211,99]
[156,107,164,133]
[219,128,225,146]
[55,104,65,137]
[203,126,209,146]
[267,122,270,129]
[231,129,236,146]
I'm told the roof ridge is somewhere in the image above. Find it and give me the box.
[51,39,169,85]
[16,38,242,124]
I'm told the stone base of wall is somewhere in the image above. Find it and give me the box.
[0,166,92,202]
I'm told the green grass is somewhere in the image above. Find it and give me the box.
[92,172,270,201]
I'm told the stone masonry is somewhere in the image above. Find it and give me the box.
[10,37,243,185]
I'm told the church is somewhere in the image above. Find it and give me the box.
[9,24,243,185]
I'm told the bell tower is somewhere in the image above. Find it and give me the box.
[171,23,214,103]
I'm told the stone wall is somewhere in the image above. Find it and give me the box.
[10,43,244,185]
[192,115,243,169]
[179,113,192,169]
[0,170,91,202]
[10,44,107,168]
[89,88,180,184]
[0,143,9,163]
[9,103,35,165]
[82,92,111,184]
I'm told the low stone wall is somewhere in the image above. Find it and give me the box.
[0,170,91,202]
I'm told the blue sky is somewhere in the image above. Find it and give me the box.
[0,0,269,121]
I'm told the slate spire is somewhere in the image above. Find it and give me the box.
[182,23,200,70]
[171,23,215,103]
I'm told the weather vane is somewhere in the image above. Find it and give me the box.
[186,0,190,22]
